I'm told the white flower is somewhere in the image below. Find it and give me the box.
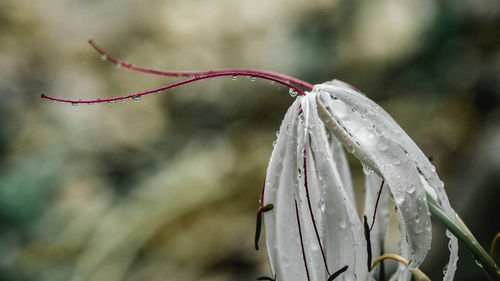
[261,80,458,281]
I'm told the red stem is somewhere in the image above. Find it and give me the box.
[88,39,314,90]
[41,71,307,104]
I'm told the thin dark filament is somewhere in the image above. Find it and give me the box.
[327,265,349,281]
[41,71,307,104]
[258,182,266,211]
[363,215,372,272]
[369,180,385,232]
[302,147,331,275]
[294,199,311,281]
[88,39,314,90]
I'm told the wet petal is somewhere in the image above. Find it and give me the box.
[302,93,368,281]
[318,80,458,279]
[263,100,306,280]
[314,82,433,269]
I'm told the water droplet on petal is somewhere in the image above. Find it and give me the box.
[346,144,355,153]
[373,125,384,136]
[361,162,374,175]
[281,256,291,267]
[289,88,297,97]
[275,130,280,137]
[318,200,326,212]
[340,219,347,229]
[272,140,277,147]
[407,184,416,194]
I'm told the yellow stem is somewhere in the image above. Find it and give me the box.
[371,254,431,281]
[491,232,500,259]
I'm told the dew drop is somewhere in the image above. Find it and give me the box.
[108,100,116,105]
[132,95,141,102]
[270,81,275,85]
[361,162,374,175]
[281,256,292,267]
[272,140,277,147]
[407,184,416,194]
[250,76,256,82]
[373,125,384,136]
[101,55,107,61]
[121,97,128,102]
[318,200,326,212]
[346,144,355,153]
[275,130,280,137]
[71,102,78,106]
[340,219,347,229]
[474,259,483,268]
[289,88,297,97]
[232,75,238,80]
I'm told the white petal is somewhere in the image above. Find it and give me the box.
[315,80,458,279]
[328,130,356,207]
[314,83,432,269]
[303,93,369,281]
[263,99,306,280]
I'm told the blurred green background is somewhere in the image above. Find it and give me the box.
[1,0,499,280]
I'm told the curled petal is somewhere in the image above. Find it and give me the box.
[263,94,369,281]
[317,80,458,279]
[314,81,435,269]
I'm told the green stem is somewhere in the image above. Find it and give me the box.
[427,198,500,281]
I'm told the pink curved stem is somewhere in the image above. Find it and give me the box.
[89,39,314,90]
[41,71,307,104]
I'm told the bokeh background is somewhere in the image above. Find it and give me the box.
[1,0,499,280]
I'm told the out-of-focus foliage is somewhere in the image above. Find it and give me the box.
[0,0,499,280]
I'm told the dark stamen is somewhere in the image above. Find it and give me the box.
[255,211,262,251]
[369,180,385,231]
[302,147,331,275]
[295,199,311,281]
[327,265,348,281]
[364,215,372,271]
[255,204,274,250]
